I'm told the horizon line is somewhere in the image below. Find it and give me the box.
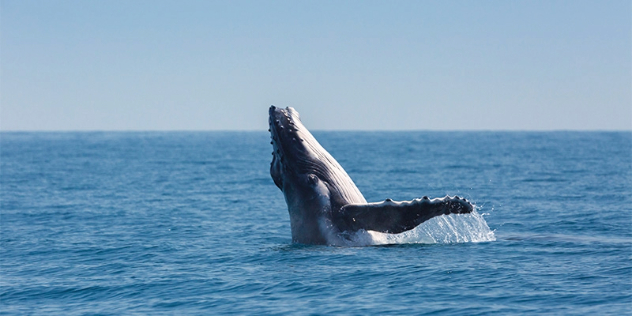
[1,129,631,133]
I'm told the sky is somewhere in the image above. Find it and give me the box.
[1,0,630,131]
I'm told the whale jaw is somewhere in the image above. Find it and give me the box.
[268,105,367,244]
[268,105,366,205]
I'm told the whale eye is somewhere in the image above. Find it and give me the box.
[307,174,318,186]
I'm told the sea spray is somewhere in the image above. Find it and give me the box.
[345,210,495,246]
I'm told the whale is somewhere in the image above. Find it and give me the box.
[268,106,473,245]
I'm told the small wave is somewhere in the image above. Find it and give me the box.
[342,210,495,246]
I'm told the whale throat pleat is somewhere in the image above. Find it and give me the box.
[300,132,366,205]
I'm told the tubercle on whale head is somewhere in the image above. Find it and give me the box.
[269,106,301,134]
[268,105,310,189]
[269,106,311,151]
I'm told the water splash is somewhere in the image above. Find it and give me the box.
[344,210,495,246]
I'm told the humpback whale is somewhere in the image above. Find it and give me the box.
[268,106,473,245]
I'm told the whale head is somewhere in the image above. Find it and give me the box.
[268,105,366,243]
[268,105,311,190]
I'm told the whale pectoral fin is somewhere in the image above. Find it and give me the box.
[333,196,474,234]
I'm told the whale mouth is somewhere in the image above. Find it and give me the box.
[268,105,298,159]
[268,105,305,188]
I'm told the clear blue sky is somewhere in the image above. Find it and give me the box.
[1,0,630,131]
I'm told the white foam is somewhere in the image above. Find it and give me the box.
[342,210,495,246]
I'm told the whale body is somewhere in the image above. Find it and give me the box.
[268,106,473,245]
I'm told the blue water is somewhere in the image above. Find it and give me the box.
[1,131,631,315]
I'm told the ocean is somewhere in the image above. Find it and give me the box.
[1,131,630,315]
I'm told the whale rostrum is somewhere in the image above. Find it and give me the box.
[269,105,473,245]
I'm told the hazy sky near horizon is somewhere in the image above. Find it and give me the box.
[2,0,631,131]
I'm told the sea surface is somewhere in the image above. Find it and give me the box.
[1,131,631,315]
